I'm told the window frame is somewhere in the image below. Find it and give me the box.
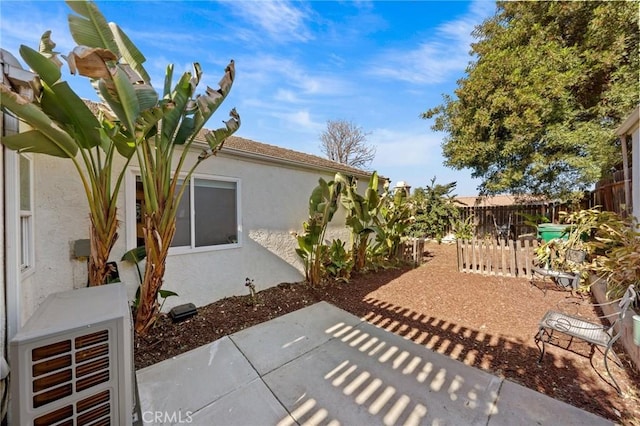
[18,153,35,275]
[127,169,242,255]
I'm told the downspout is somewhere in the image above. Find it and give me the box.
[620,134,631,217]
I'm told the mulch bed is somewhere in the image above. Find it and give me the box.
[134,242,639,424]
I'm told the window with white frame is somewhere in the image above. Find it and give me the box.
[135,176,240,251]
[19,154,34,271]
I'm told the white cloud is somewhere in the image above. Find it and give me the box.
[367,0,495,85]
[369,128,443,168]
[274,89,301,103]
[272,109,324,133]
[220,0,313,43]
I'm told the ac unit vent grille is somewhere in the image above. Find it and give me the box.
[32,389,113,426]
[33,404,73,425]
[11,284,132,425]
[30,328,111,412]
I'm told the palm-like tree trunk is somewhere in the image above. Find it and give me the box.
[134,212,176,335]
[87,213,119,286]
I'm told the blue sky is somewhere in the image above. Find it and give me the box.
[1,0,497,195]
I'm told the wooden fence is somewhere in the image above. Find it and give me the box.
[457,204,554,239]
[456,238,539,278]
[399,238,427,265]
[592,168,633,217]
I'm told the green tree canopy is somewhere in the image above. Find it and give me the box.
[424,1,639,199]
[408,178,460,241]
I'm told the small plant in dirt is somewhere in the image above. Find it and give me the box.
[324,239,352,282]
[245,277,259,308]
[121,247,178,320]
[452,214,475,240]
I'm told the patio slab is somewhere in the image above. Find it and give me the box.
[263,319,502,425]
[136,301,613,426]
[136,336,257,419]
[488,380,611,426]
[229,301,364,375]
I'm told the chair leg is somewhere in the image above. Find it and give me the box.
[535,327,546,363]
[603,347,622,395]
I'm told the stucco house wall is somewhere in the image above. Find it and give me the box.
[615,105,639,223]
[18,135,373,319]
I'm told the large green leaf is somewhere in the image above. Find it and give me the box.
[98,65,140,133]
[109,22,150,83]
[161,71,194,145]
[133,83,158,111]
[0,86,78,157]
[121,246,146,263]
[19,45,60,86]
[40,81,102,149]
[66,0,118,53]
[2,130,72,158]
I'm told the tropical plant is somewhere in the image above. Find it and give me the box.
[372,180,413,260]
[120,246,178,316]
[0,27,137,286]
[295,175,344,286]
[324,239,352,282]
[452,214,475,240]
[407,178,460,242]
[339,172,379,272]
[586,214,640,300]
[2,1,241,334]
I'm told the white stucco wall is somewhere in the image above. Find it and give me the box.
[616,106,639,223]
[23,144,370,317]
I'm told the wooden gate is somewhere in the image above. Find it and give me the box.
[456,238,539,278]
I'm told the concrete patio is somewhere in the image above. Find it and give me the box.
[136,302,612,425]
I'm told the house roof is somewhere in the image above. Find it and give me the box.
[205,134,374,179]
[84,99,374,180]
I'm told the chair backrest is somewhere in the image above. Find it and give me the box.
[618,285,637,321]
[565,248,586,265]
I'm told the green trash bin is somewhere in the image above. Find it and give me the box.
[537,223,571,242]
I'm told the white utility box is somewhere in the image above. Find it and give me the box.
[10,284,134,425]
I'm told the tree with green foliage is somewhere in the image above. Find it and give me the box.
[408,178,460,241]
[424,1,639,199]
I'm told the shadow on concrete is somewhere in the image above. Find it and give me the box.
[318,261,633,422]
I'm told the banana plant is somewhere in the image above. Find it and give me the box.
[134,61,239,334]
[62,1,241,334]
[295,175,343,286]
[372,180,413,259]
[339,172,383,272]
[1,1,240,334]
[0,18,143,286]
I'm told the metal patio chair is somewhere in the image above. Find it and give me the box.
[534,285,636,394]
[531,248,586,294]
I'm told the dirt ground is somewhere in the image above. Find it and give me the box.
[134,242,639,424]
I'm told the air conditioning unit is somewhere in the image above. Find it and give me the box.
[10,284,134,425]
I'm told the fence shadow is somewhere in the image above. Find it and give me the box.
[319,258,635,422]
